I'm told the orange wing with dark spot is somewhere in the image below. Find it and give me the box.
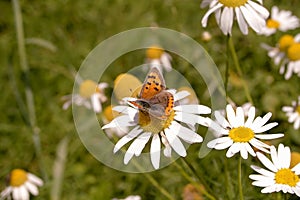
[140,67,166,100]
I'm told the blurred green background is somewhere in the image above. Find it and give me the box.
[1,0,300,199]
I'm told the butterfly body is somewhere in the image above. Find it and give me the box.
[129,68,174,119]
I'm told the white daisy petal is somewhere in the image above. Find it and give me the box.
[254,133,284,140]
[25,181,39,196]
[174,105,211,114]
[252,179,275,187]
[171,121,203,143]
[124,132,151,164]
[253,122,278,133]
[235,107,245,127]
[27,173,43,186]
[113,127,143,153]
[102,115,136,129]
[226,104,237,127]
[164,127,187,157]
[215,110,231,129]
[292,163,300,174]
[150,134,161,169]
[235,7,248,35]
[257,152,277,172]
[250,165,275,177]
[173,90,190,101]
[201,3,223,27]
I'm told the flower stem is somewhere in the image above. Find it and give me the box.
[12,0,47,181]
[238,156,244,200]
[227,36,253,104]
[173,161,216,200]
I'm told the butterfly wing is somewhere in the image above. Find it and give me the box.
[139,67,166,100]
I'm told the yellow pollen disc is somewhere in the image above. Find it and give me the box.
[287,43,300,61]
[146,45,164,59]
[278,34,294,52]
[291,152,300,168]
[138,110,175,134]
[10,169,28,187]
[275,168,299,187]
[266,19,280,29]
[229,127,254,142]
[296,106,300,115]
[218,0,248,7]
[79,80,99,98]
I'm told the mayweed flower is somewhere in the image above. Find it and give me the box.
[207,104,284,159]
[102,105,128,138]
[102,68,211,169]
[201,0,269,35]
[262,34,300,79]
[145,45,172,72]
[0,169,43,200]
[260,6,299,36]
[112,195,141,200]
[282,96,300,130]
[249,144,300,197]
[62,79,108,113]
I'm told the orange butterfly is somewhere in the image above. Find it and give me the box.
[129,67,174,119]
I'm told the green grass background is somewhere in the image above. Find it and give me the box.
[1,0,300,199]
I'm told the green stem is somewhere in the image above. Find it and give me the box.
[227,36,253,104]
[238,156,244,200]
[12,0,47,181]
[173,161,216,200]
[225,36,230,98]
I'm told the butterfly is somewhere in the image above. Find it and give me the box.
[129,67,174,120]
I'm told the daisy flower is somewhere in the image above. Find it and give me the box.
[260,6,300,36]
[145,45,172,72]
[282,96,300,130]
[62,79,108,113]
[201,0,269,35]
[112,195,141,200]
[262,34,300,79]
[249,144,300,197]
[207,104,284,159]
[102,90,211,169]
[0,169,43,200]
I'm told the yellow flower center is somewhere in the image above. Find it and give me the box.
[296,106,300,115]
[79,80,99,98]
[229,127,254,142]
[278,34,294,52]
[138,110,175,134]
[266,19,280,29]
[10,169,28,187]
[275,168,299,187]
[146,46,164,59]
[287,43,300,61]
[219,0,248,7]
[291,152,300,168]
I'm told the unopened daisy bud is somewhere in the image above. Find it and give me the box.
[201,31,212,42]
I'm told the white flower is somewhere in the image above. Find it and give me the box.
[102,90,211,169]
[260,6,299,36]
[207,104,284,159]
[249,144,300,197]
[262,34,300,79]
[1,169,43,200]
[145,46,172,72]
[201,0,269,35]
[62,80,108,113]
[112,195,141,200]
[282,96,300,130]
